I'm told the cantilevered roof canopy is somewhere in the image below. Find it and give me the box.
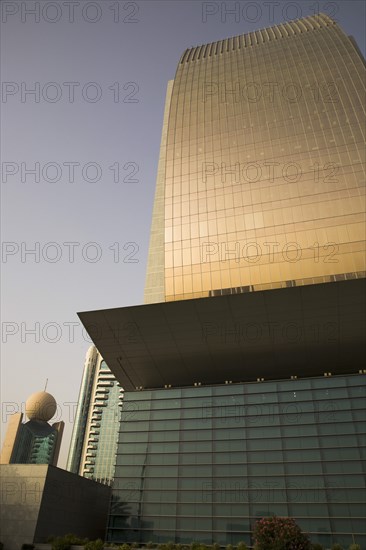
[78,279,365,391]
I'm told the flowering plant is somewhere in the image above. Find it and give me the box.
[253,516,311,550]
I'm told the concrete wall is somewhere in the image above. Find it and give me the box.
[0,465,111,550]
[35,466,111,541]
[0,464,47,550]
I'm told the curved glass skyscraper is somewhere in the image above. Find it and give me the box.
[145,13,365,303]
[67,346,123,485]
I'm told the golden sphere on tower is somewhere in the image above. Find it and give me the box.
[25,391,57,422]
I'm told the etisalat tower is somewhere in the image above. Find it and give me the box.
[78,13,366,548]
[0,391,64,466]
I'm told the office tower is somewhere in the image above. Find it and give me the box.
[67,346,99,475]
[0,391,64,466]
[67,346,123,485]
[145,13,365,304]
[79,13,366,547]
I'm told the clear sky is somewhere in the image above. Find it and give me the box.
[1,0,365,468]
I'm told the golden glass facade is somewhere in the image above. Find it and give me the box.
[145,13,365,303]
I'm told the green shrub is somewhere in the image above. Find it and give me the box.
[348,545,361,550]
[237,543,249,550]
[310,544,324,550]
[52,538,71,550]
[226,545,234,550]
[84,540,104,550]
[253,516,311,550]
[68,534,87,545]
[331,544,343,550]
[131,544,139,549]
[53,538,72,550]
[51,534,89,550]
[146,543,154,549]
[118,545,130,550]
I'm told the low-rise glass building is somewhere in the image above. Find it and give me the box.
[108,374,365,547]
